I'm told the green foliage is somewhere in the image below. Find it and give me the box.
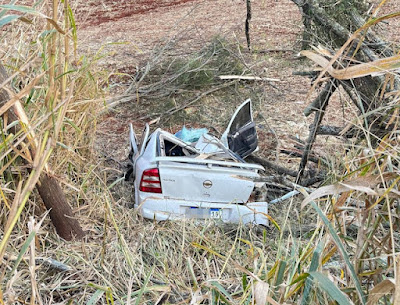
[320,0,369,15]
[153,37,244,92]
[306,197,366,304]
[0,14,19,27]
[308,271,353,305]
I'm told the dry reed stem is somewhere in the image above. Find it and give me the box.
[0,71,45,117]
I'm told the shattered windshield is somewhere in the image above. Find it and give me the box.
[158,133,199,157]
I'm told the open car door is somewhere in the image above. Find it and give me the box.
[221,99,258,158]
[129,123,139,156]
[129,123,150,157]
[126,124,150,180]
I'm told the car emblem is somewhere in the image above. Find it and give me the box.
[203,180,212,188]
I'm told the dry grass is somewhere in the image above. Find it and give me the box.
[0,1,399,304]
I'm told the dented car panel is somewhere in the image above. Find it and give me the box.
[157,158,260,203]
[128,99,269,225]
[138,196,268,225]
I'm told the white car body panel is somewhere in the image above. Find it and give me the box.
[128,99,268,225]
[157,158,258,203]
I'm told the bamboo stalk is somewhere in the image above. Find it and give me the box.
[0,133,52,262]
[45,0,59,109]
[61,0,69,102]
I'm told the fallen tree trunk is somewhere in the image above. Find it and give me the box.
[36,173,84,240]
[0,63,84,241]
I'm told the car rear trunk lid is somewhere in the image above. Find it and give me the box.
[156,157,260,203]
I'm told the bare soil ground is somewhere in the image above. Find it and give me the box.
[76,0,302,70]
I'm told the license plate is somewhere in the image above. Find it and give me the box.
[187,207,222,219]
[210,208,222,219]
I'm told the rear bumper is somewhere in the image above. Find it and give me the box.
[136,194,268,225]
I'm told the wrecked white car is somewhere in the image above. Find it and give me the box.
[127,99,268,225]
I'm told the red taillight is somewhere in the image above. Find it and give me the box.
[139,168,162,193]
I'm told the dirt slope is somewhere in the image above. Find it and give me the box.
[76,0,301,71]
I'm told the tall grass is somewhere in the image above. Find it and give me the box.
[0,1,399,304]
[0,0,104,302]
